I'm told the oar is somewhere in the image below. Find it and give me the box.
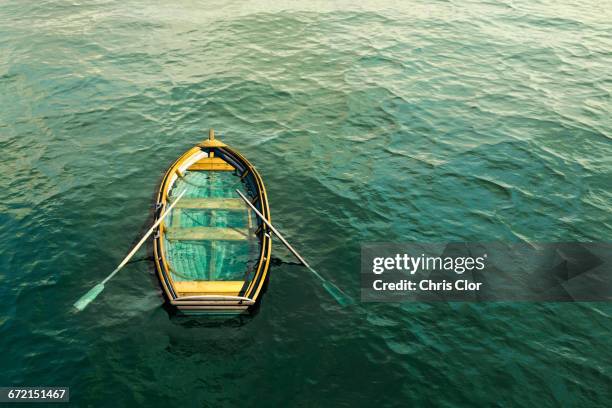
[236,189,353,306]
[73,189,187,311]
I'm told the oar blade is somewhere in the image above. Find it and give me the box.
[73,283,105,312]
[322,280,354,306]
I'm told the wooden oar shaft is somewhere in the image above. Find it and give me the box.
[74,189,187,311]
[235,189,353,306]
[236,189,310,268]
[102,189,187,285]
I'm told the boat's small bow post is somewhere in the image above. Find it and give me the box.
[198,128,226,148]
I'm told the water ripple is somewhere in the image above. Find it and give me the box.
[0,0,610,406]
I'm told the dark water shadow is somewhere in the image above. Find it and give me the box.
[269,256,302,267]
[125,256,154,265]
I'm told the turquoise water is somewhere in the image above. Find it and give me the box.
[1,0,611,406]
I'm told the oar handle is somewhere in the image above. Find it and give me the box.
[236,189,310,268]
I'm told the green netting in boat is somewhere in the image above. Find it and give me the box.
[164,171,258,283]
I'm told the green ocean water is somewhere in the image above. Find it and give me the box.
[0,0,611,406]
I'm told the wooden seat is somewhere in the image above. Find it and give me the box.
[174,198,244,210]
[173,280,245,295]
[188,157,234,171]
[166,227,249,241]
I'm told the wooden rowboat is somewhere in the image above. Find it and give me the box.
[153,129,272,314]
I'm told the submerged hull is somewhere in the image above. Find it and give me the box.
[153,131,272,314]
